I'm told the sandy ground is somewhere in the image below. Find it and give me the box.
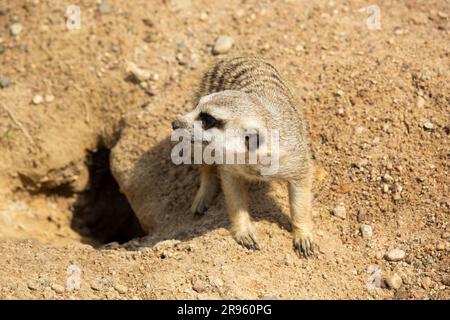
[0,0,449,299]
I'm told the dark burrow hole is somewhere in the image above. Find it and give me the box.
[71,148,145,245]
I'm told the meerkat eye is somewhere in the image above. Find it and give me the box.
[199,112,222,130]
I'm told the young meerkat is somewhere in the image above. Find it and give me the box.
[172,56,314,257]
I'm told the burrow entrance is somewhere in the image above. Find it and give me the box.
[70,148,145,245]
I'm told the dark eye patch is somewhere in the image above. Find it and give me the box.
[198,112,223,130]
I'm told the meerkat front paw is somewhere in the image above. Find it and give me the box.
[293,228,314,257]
[190,189,210,216]
[232,226,261,250]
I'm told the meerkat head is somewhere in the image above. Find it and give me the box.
[172,90,267,149]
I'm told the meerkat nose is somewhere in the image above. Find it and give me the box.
[172,119,182,130]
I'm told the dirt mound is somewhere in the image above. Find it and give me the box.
[0,0,449,299]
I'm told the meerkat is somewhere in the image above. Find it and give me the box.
[171,56,314,257]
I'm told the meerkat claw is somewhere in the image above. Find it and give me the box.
[193,207,207,217]
[235,233,260,250]
[294,237,314,258]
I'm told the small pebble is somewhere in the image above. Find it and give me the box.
[332,204,346,219]
[192,279,207,293]
[385,274,402,290]
[384,248,406,261]
[98,2,111,14]
[32,95,43,105]
[354,126,364,134]
[208,276,223,288]
[114,284,128,294]
[421,277,432,290]
[51,284,65,294]
[442,276,450,286]
[27,282,38,290]
[10,23,23,36]
[126,61,158,82]
[437,11,448,19]
[199,12,208,21]
[90,282,101,291]
[212,36,234,55]
[0,77,13,88]
[360,224,373,239]
[423,121,434,130]
[416,96,425,108]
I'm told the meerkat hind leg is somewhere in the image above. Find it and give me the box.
[288,177,314,257]
[190,165,220,216]
[220,171,260,250]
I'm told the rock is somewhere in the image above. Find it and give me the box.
[437,11,448,19]
[90,282,101,291]
[10,23,22,35]
[332,204,346,219]
[0,77,13,88]
[421,277,432,289]
[98,2,111,14]
[385,274,402,290]
[423,121,434,130]
[416,96,425,108]
[384,248,406,261]
[32,95,44,105]
[142,18,154,27]
[114,284,128,294]
[199,12,208,21]
[126,61,158,82]
[382,173,393,182]
[192,279,207,293]
[442,276,450,286]
[354,126,364,134]
[51,284,65,294]
[27,282,38,290]
[212,36,234,55]
[436,242,446,251]
[360,224,373,239]
[208,276,223,288]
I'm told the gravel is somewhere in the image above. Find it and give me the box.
[384,248,406,261]
[360,224,373,239]
[10,23,22,36]
[98,2,111,14]
[192,279,207,293]
[385,274,402,289]
[32,95,43,105]
[51,284,65,294]
[332,204,346,219]
[114,284,128,294]
[0,77,13,88]
[212,36,234,55]
[423,121,434,130]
